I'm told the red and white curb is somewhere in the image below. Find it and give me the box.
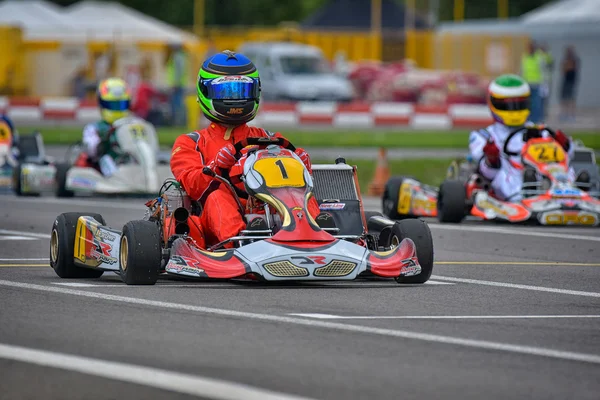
[0,96,493,129]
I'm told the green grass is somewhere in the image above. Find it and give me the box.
[22,126,600,149]
[316,158,452,193]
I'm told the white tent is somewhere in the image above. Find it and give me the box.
[436,0,600,108]
[63,0,198,44]
[0,0,79,41]
[522,0,600,24]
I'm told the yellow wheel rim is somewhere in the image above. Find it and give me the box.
[120,235,128,271]
[50,229,59,263]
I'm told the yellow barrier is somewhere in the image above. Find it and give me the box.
[0,26,27,95]
[204,26,382,62]
[432,33,530,77]
[405,30,434,68]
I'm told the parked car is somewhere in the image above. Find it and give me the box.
[238,41,355,102]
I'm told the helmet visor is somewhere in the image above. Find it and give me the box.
[99,99,130,111]
[490,96,529,111]
[202,76,259,100]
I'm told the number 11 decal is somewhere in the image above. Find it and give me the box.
[275,159,288,179]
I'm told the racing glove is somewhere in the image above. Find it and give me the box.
[207,143,237,175]
[483,139,501,169]
[554,129,571,152]
[295,147,312,173]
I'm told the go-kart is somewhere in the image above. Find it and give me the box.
[49,137,434,285]
[383,126,600,226]
[12,116,173,197]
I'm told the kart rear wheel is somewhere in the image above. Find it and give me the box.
[11,163,39,197]
[391,219,434,284]
[383,176,412,220]
[56,163,74,198]
[437,179,467,223]
[50,212,106,279]
[119,220,161,285]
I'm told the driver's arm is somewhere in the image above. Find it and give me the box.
[468,129,487,161]
[170,134,217,200]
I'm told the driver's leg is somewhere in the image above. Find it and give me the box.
[490,163,523,201]
[200,188,245,247]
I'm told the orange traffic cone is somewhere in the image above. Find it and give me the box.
[367,147,390,196]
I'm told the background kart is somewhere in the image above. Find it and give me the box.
[12,117,173,197]
[383,127,600,226]
[49,137,434,286]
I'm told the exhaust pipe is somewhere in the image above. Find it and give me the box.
[173,207,190,235]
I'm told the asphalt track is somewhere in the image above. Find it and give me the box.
[1,194,599,399]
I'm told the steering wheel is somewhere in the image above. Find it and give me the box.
[503,125,557,157]
[202,137,297,178]
[231,137,296,160]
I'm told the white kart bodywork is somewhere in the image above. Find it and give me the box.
[17,117,174,196]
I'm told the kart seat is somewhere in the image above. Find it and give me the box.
[17,132,48,164]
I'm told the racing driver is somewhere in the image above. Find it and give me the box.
[170,50,318,247]
[469,74,585,201]
[81,77,132,176]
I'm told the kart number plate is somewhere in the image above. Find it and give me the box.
[526,143,565,164]
[253,157,306,188]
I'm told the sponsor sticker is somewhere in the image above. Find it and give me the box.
[319,202,345,210]
[90,241,117,265]
[213,75,253,84]
[399,258,421,277]
[540,211,598,226]
[551,188,581,197]
[71,177,95,188]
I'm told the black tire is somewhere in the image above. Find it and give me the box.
[119,220,161,285]
[50,212,106,279]
[12,163,23,196]
[391,219,434,284]
[55,163,74,198]
[382,176,412,220]
[437,179,467,223]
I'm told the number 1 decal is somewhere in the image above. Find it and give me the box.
[275,159,288,179]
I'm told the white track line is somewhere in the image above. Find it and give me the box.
[1,196,142,210]
[288,313,600,320]
[51,280,455,288]
[0,258,49,261]
[2,279,600,365]
[428,223,600,242]
[0,343,314,400]
[0,236,39,241]
[432,275,600,298]
[0,229,50,239]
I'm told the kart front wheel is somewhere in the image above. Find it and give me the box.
[119,220,161,285]
[50,212,106,279]
[391,219,434,284]
[437,179,467,223]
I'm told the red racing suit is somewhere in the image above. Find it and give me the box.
[170,122,320,247]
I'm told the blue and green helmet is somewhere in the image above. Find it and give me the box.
[197,50,261,125]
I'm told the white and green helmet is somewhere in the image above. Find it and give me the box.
[196,50,261,126]
[488,74,531,127]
